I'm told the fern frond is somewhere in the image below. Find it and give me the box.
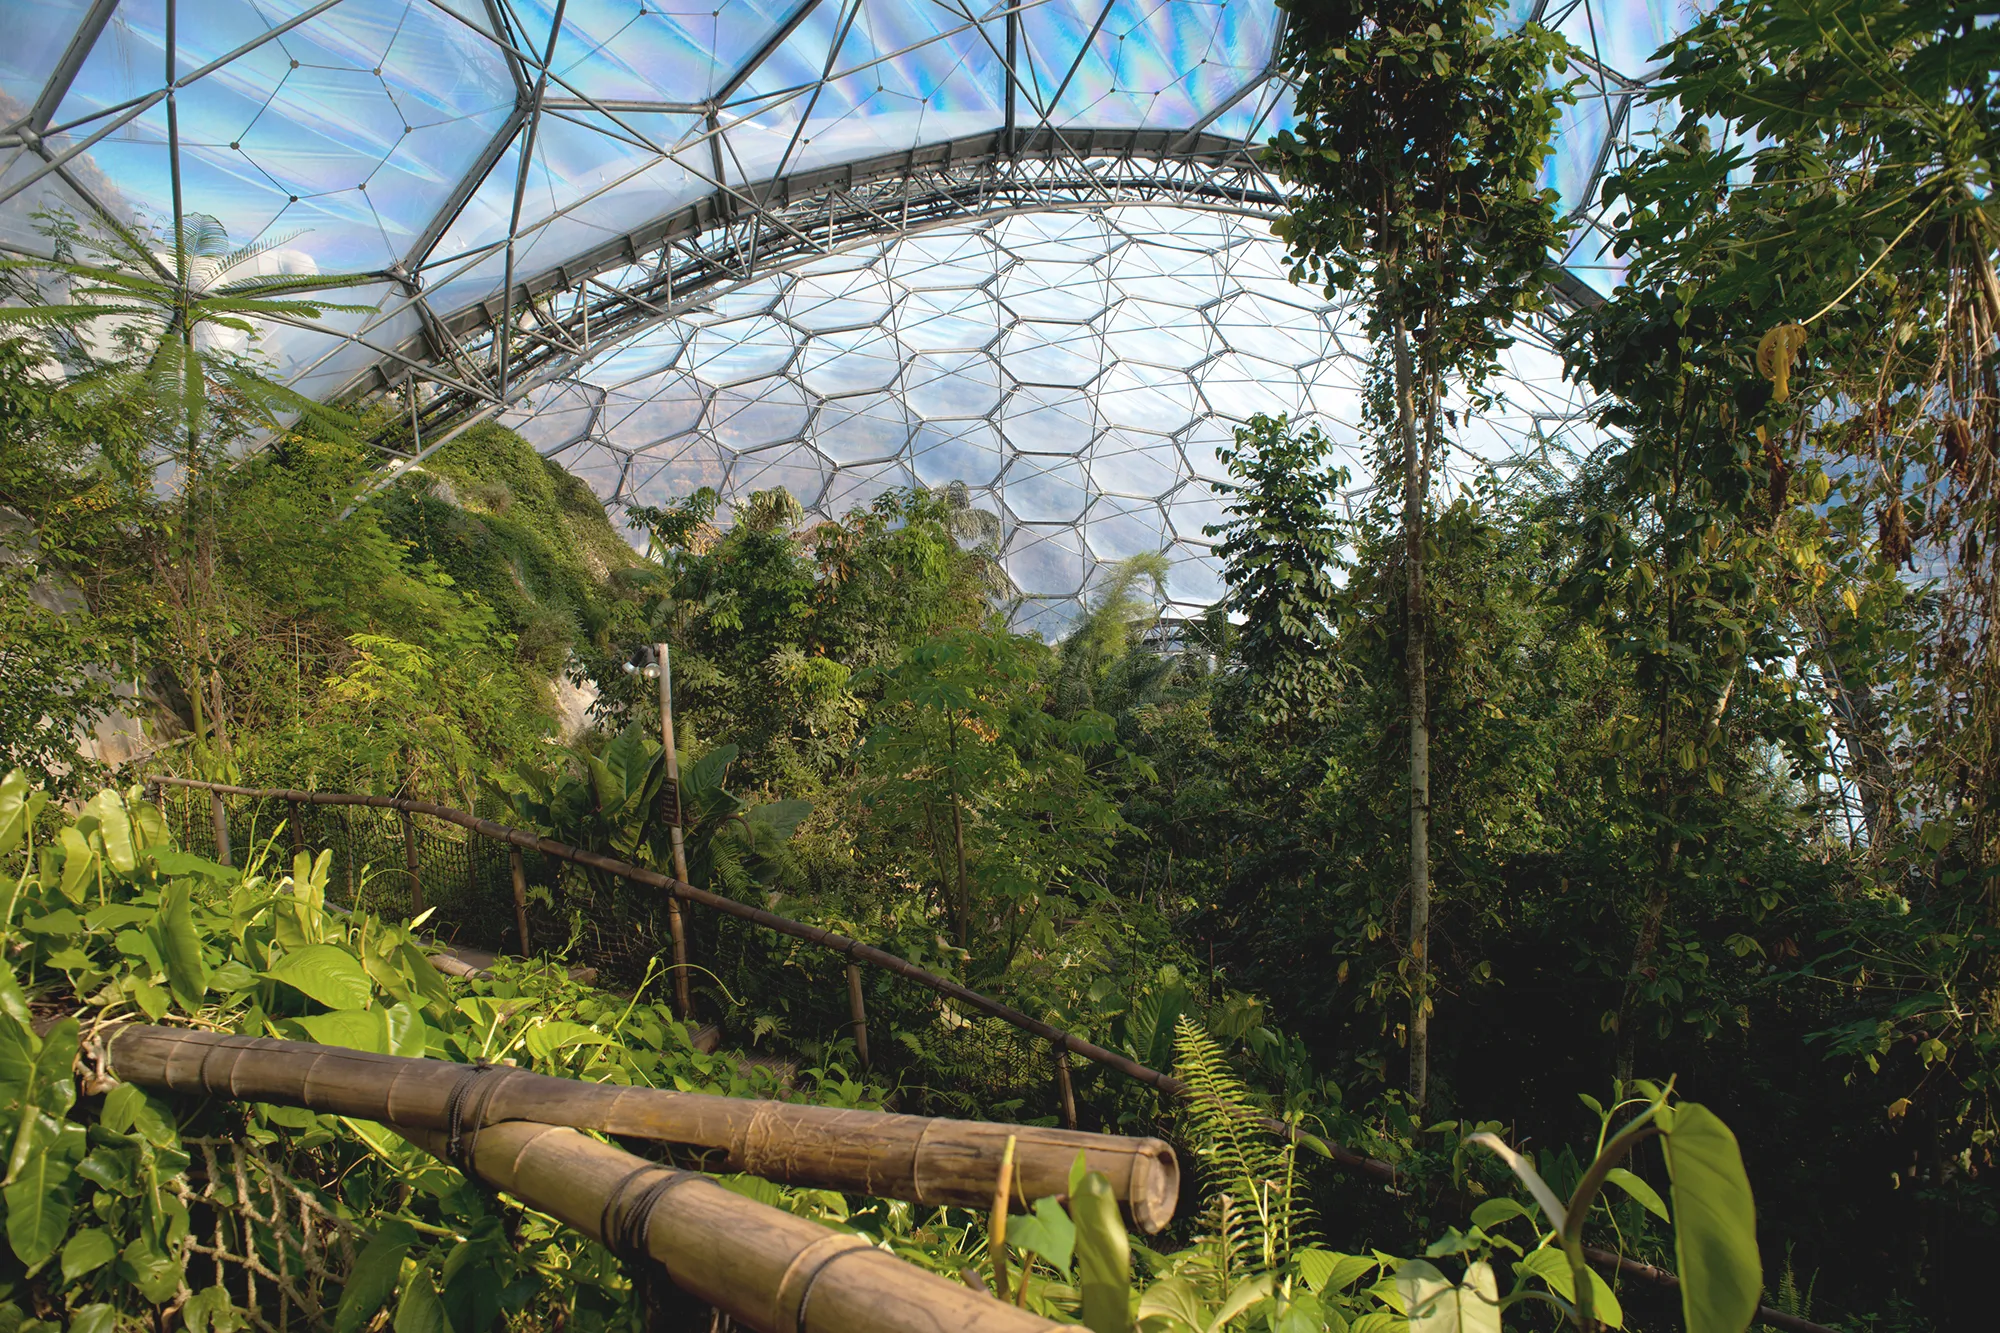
[1172,1016,1313,1272]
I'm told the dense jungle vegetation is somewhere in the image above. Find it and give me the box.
[1,1,1996,1330]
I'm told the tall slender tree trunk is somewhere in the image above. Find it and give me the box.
[1616,670,1737,1082]
[1389,301,1432,1111]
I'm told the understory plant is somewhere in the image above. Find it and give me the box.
[0,771,871,1332]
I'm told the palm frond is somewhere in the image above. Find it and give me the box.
[194,294,375,320]
[0,303,161,327]
[180,213,232,260]
[0,256,177,299]
[209,268,380,299]
[213,227,310,275]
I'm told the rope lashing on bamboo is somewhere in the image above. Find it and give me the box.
[443,1061,514,1174]
[141,776,1369,1181]
[143,779,1850,1333]
[775,1232,878,1333]
[396,1120,1059,1333]
[109,1025,1180,1233]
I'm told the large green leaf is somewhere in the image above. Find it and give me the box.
[296,1009,391,1054]
[120,1231,183,1303]
[1663,1103,1762,1333]
[0,998,36,1102]
[268,944,374,1010]
[0,960,29,1029]
[4,1129,77,1266]
[69,1305,117,1333]
[1516,1248,1624,1328]
[57,827,95,902]
[1293,1248,1377,1295]
[385,1001,430,1059]
[1606,1166,1670,1223]
[1133,1275,1204,1332]
[337,1220,418,1333]
[1400,1259,1503,1333]
[1072,1171,1132,1333]
[0,770,47,859]
[79,791,138,874]
[393,1266,449,1333]
[522,1020,614,1063]
[745,799,813,841]
[29,1017,78,1121]
[100,1082,178,1149]
[1006,1196,1076,1276]
[61,1227,118,1281]
[156,883,208,1011]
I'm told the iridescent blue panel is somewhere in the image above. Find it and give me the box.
[6,0,1684,421]
[51,0,169,131]
[1541,88,1619,215]
[3,0,91,110]
[1014,0,1278,130]
[548,0,812,102]
[725,0,1003,182]
[1555,0,1680,80]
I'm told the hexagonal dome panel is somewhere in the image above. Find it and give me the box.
[504,208,1592,623]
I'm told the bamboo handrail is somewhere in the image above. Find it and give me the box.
[109,1026,1180,1232]
[148,776,1843,1333]
[142,781,1369,1164]
[418,1118,1057,1332]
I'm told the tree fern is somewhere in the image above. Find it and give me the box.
[1171,1015,1311,1279]
[0,210,371,460]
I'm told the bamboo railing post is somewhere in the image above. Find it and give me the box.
[656,641,694,1020]
[464,828,479,912]
[1053,1036,1077,1130]
[340,806,355,904]
[845,962,870,1071]
[400,807,424,914]
[210,789,231,868]
[288,799,304,860]
[510,846,533,956]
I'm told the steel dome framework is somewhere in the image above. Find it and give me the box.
[2,0,1688,618]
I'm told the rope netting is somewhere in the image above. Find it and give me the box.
[154,786,1086,1126]
[171,1136,363,1332]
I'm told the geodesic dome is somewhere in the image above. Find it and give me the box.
[503,206,1597,630]
[2,0,1681,618]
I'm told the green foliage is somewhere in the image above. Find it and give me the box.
[590,483,1004,796]
[0,211,368,461]
[0,769,863,1331]
[1470,1082,1761,1333]
[1173,1018,1307,1274]
[500,722,810,897]
[1204,415,1347,725]
[0,339,160,794]
[1268,0,1574,381]
[856,625,1131,969]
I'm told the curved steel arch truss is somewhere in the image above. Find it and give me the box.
[368,133,1289,449]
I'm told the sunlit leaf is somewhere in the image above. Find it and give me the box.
[268,944,374,1010]
[1663,1103,1761,1333]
